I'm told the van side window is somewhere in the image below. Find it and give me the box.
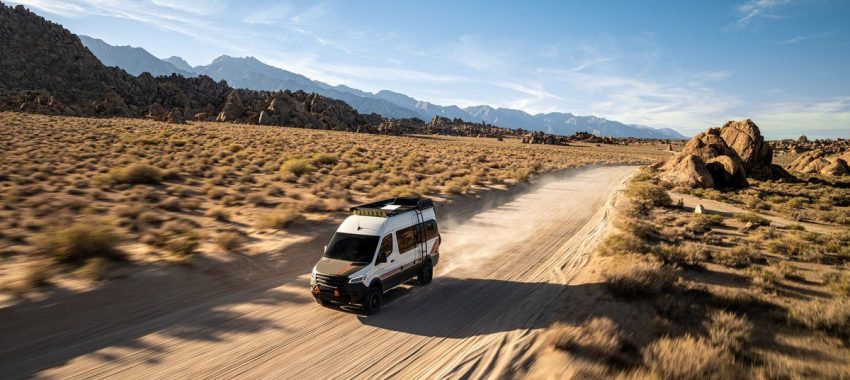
[377,233,393,262]
[397,226,416,253]
[424,220,438,241]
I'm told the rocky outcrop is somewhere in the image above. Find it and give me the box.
[658,119,793,190]
[0,3,379,132]
[788,149,850,177]
[659,154,715,189]
[215,90,243,122]
[719,119,776,180]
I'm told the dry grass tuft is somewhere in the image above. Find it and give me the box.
[548,317,634,367]
[703,310,752,355]
[255,209,301,229]
[604,261,678,298]
[642,335,735,380]
[110,163,162,185]
[37,220,124,264]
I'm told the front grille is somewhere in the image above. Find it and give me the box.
[316,273,347,288]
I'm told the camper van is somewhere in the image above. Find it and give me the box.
[310,197,440,314]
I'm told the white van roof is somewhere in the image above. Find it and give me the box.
[337,197,436,236]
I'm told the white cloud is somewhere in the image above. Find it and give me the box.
[727,0,791,30]
[778,35,804,45]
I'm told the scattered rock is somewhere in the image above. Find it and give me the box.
[695,204,705,214]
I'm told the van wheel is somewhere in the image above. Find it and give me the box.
[417,261,433,285]
[362,286,383,315]
[315,297,330,307]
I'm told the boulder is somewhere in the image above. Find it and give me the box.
[659,154,715,189]
[165,108,185,124]
[821,158,850,176]
[719,119,773,173]
[258,110,274,125]
[215,90,243,122]
[706,156,748,189]
[694,204,705,214]
[682,128,741,162]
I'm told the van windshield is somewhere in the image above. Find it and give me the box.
[324,232,380,264]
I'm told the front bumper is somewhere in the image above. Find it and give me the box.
[311,279,368,304]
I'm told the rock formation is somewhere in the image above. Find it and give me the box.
[787,149,850,177]
[0,3,378,133]
[657,119,793,189]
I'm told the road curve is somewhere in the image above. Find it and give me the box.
[0,166,635,379]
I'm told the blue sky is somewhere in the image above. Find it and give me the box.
[10,0,850,138]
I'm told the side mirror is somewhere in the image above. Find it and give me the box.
[376,252,387,264]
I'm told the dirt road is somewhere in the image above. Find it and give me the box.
[0,166,635,379]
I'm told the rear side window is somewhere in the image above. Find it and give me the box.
[424,219,438,241]
[397,226,416,253]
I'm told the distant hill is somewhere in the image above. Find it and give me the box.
[191,55,422,119]
[163,56,194,72]
[0,3,381,134]
[78,35,685,139]
[79,35,193,77]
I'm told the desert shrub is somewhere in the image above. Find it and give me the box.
[207,187,227,200]
[511,167,533,183]
[686,214,723,235]
[767,237,813,261]
[618,219,658,241]
[75,257,111,281]
[110,163,162,185]
[549,317,633,367]
[787,298,850,338]
[822,271,850,296]
[642,335,734,380]
[776,261,804,281]
[712,244,758,268]
[703,310,752,355]
[38,220,124,263]
[312,153,339,166]
[5,259,53,292]
[735,212,769,226]
[206,208,230,222]
[597,233,649,256]
[603,261,678,298]
[158,196,183,211]
[214,232,243,251]
[246,193,267,206]
[624,182,671,208]
[745,266,779,290]
[656,243,707,267]
[255,210,301,229]
[280,158,316,176]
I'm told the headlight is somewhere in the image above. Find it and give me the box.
[349,275,366,284]
[311,268,317,280]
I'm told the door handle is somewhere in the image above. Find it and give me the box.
[390,259,395,263]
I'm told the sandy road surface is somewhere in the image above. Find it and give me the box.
[0,166,634,379]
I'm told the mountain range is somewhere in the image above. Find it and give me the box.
[79,35,685,139]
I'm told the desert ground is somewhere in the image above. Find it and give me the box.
[2,112,847,379]
[0,112,669,378]
[527,167,850,379]
[0,112,666,304]
[0,165,636,379]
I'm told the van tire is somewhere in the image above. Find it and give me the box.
[362,286,383,315]
[315,297,330,307]
[417,261,433,285]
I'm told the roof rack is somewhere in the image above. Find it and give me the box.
[350,197,434,217]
